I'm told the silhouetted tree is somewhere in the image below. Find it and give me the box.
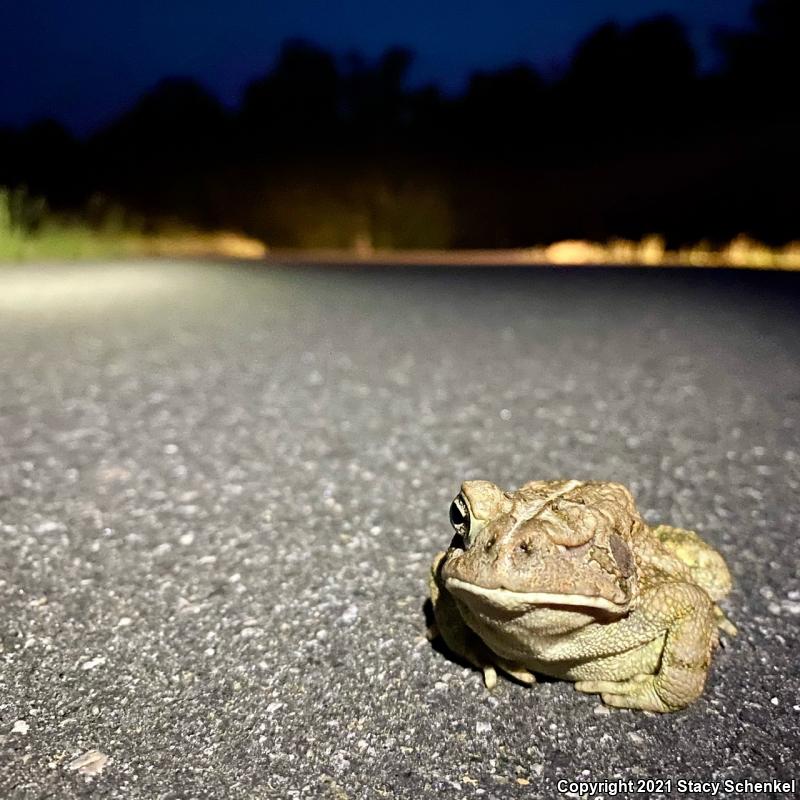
[0,128,17,185]
[9,120,87,209]
[458,64,545,157]
[341,47,416,151]
[90,78,229,225]
[563,16,696,131]
[241,40,340,155]
[718,0,799,114]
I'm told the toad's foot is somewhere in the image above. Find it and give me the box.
[482,660,536,689]
[575,675,673,712]
[715,607,738,638]
[494,659,536,686]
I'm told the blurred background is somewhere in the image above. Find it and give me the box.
[1,0,798,261]
[2,4,800,795]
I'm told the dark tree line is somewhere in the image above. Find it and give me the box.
[1,0,797,248]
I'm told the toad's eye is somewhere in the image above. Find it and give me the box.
[449,494,471,539]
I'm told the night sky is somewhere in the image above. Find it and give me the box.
[3,0,753,134]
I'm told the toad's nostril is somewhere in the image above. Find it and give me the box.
[484,537,496,551]
[517,541,531,554]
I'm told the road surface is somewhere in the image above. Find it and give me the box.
[1,260,798,798]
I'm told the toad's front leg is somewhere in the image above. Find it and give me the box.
[575,582,718,712]
[428,552,536,689]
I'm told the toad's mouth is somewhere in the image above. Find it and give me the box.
[445,577,628,614]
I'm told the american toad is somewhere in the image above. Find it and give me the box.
[429,480,735,712]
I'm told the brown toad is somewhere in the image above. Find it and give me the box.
[429,479,735,712]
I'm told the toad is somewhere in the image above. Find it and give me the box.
[429,480,735,712]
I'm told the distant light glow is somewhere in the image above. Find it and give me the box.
[263,236,800,270]
[537,236,800,269]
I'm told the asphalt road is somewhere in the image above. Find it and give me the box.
[1,260,798,799]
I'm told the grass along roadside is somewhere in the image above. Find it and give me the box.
[0,188,266,262]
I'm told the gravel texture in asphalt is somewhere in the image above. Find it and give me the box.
[0,260,798,799]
